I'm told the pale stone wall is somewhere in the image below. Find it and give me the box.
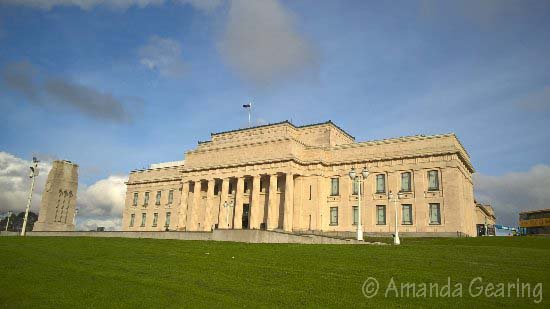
[122,121,478,236]
[34,160,78,231]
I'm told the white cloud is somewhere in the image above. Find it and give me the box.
[0,151,126,231]
[218,0,317,85]
[138,36,186,78]
[474,165,550,227]
[0,0,222,11]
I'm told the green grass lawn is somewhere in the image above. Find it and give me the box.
[1,236,548,308]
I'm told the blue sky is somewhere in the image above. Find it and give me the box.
[1,0,549,227]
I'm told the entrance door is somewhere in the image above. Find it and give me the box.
[242,204,250,229]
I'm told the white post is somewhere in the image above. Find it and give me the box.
[21,161,38,236]
[392,192,400,245]
[73,208,79,226]
[357,177,363,241]
[5,211,12,232]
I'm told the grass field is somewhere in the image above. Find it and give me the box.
[1,236,549,307]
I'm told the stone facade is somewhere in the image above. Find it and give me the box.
[34,160,78,231]
[122,121,478,236]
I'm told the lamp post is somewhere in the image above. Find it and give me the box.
[349,167,369,241]
[21,157,39,236]
[389,190,403,245]
[5,210,12,232]
[223,201,234,229]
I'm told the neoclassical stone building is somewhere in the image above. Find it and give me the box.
[122,121,477,236]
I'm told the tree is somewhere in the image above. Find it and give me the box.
[1,212,39,232]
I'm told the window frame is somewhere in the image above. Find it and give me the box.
[155,191,161,205]
[401,172,412,192]
[330,207,338,226]
[376,205,386,225]
[143,192,150,206]
[429,203,441,225]
[132,192,138,206]
[168,190,174,204]
[428,170,440,191]
[165,212,171,227]
[152,213,158,227]
[129,214,135,227]
[352,178,359,195]
[330,178,340,196]
[140,213,147,227]
[402,204,413,225]
[376,174,386,194]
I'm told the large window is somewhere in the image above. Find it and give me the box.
[165,212,171,227]
[141,213,147,227]
[401,172,412,192]
[152,213,158,227]
[352,179,359,195]
[352,206,358,225]
[144,192,150,206]
[376,174,386,193]
[330,207,338,225]
[402,204,413,225]
[155,191,161,205]
[244,179,250,193]
[377,205,386,225]
[132,192,138,206]
[168,190,174,204]
[129,214,135,227]
[429,203,441,224]
[331,178,340,196]
[428,170,440,191]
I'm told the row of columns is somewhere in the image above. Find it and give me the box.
[178,173,294,232]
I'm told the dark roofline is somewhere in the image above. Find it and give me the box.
[210,120,355,140]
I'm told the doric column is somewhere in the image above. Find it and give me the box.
[204,179,216,231]
[233,177,244,229]
[190,180,203,231]
[283,173,294,232]
[250,175,261,229]
[178,181,190,230]
[267,174,279,230]
[218,178,230,228]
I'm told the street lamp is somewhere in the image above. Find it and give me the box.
[349,166,369,241]
[21,157,39,236]
[388,190,404,245]
[223,200,234,229]
[5,210,12,232]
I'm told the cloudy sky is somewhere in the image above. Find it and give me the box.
[0,0,549,229]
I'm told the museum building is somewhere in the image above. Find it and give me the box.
[122,120,478,237]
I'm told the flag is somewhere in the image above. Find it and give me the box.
[243,102,252,108]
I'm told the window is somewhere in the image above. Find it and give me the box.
[152,213,158,227]
[330,207,338,225]
[244,180,250,193]
[352,179,359,195]
[229,181,235,194]
[144,192,150,206]
[429,203,441,224]
[277,176,283,192]
[377,205,386,225]
[132,192,138,206]
[331,178,339,196]
[141,213,147,227]
[402,204,413,225]
[129,214,135,227]
[352,206,358,225]
[428,170,439,191]
[376,174,386,193]
[401,172,412,192]
[260,178,266,193]
[165,212,171,227]
[155,191,161,205]
[168,190,174,204]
